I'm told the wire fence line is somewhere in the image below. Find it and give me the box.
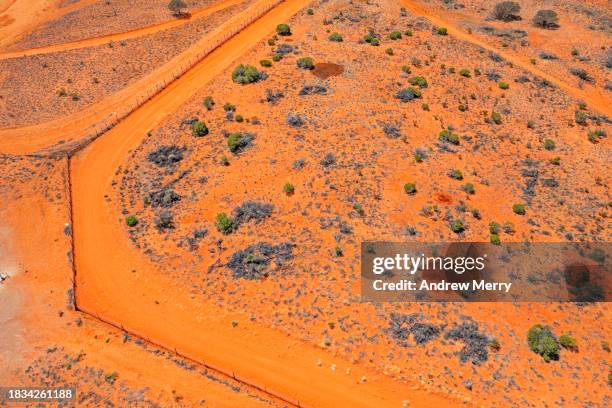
[36,0,286,158]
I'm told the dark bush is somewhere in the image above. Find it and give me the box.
[227,132,253,153]
[155,210,174,230]
[533,10,559,29]
[445,321,491,365]
[512,203,526,215]
[276,23,291,36]
[191,120,208,137]
[149,188,181,208]
[408,76,428,88]
[569,67,593,82]
[286,112,304,127]
[227,242,293,279]
[232,64,266,84]
[438,129,459,145]
[296,57,315,70]
[389,30,402,40]
[493,2,521,22]
[320,153,336,167]
[395,87,422,102]
[329,32,343,42]
[147,145,184,167]
[260,59,272,67]
[387,313,441,346]
[233,201,273,224]
[203,96,214,110]
[404,182,417,195]
[299,85,327,96]
[125,215,138,227]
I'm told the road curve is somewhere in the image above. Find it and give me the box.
[70,0,461,406]
[0,0,243,60]
[400,0,611,117]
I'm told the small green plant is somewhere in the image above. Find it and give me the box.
[489,221,500,234]
[527,324,559,362]
[125,215,138,227]
[232,64,265,84]
[459,68,471,77]
[260,59,272,67]
[329,32,343,42]
[283,182,295,195]
[438,129,459,144]
[498,81,510,89]
[404,182,417,195]
[215,212,235,234]
[491,111,502,124]
[191,120,208,137]
[414,151,424,162]
[549,156,560,165]
[458,104,468,112]
[272,53,283,62]
[227,132,248,152]
[105,371,118,385]
[276,23,291,36]
[389,31,402,40]
[404,29,413,36]
[574,110,588,125]
[297,57,315,70]
[462,183,475,194]
[451,219,464,233]
[488,338,501,351]
[490,234,501,245]
[267,38,275,46]
[587,129,606,143]
[223,102,236,112]
[235,114,244,123]
[559,334,578,351]
[602,341,610,352]
[385,48,394,55]
[421,103,429,111]
[203,96,214,110]
[307,8,314,15]
[408,76,428,88]
[401,65,411,74]
[449,169,463,180]
[543,139,556,150]
[512,203,526,215]
[220,155,230,166]
[364,34,380,46]
[437,27,448,35]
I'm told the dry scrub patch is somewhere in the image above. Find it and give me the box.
[109,0,610,406]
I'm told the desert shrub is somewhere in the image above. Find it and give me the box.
[232,64,266,84]
[498,81,509,89]
[260,59,272,67]
[227,242,292,280]
[227,132,253,153]
[307,8,314,15]
[235,115,244,123]
[191,120,208,137]
[438,129,459,144]
[404,29,413,36]
[569,67,593,82]
[276,23,291,36]
[512,203,526,215]
[148,188,180,208]
[421,103,429,111]
[462,183,475,194]
[283,182,295,195]
[215,213,235,234]
[414,150,425,162]
[451,219,464,233]
[459,68,471,77]
[491,111,502,124]
[574,110,588,125]
[437,27,448,35]
[233,201,273,224]
[267,38,275,46]
[168,0,187,16]
[203,96,214,110]
[533,10,559,29]
[220,155,230,166]
[458,104,468,112]
[57,88,67,97]
[223,102,236,112]
[401,65,411,74]
[329,32,343,42]
[364,34,380,46]
[147,145,184,167]
[395,87,422,102]
[602,341,611,352]
[125,215,138,227]
[549,156,560,165]
[296,57,315,70]
[408,76,428,88]
[559,334,578,351]
[543,139,556,150]
[449,169,463,180]
[272,53,283,62]
[587,129,606,143]
[404,182,417,195]
[489,221,500,234]
[286,112,304,127]
[320,152,336,167]
[445,322,491,364]
[493,2,521,22]
[386,48,394,55]
[387,313,441,346]
[389,31,402,40]
[490,234,501,245]
[527,324,559,362]
[155,211,174,230]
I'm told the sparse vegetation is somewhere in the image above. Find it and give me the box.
[533,10,559,29]
[215,212,235,234]
[493,2,521,22]
[408,76,428,88]
[559,334,578,351]
[395,87,422,102]
[232,64,266,84]
[167,0,187,16]
[527,324,559,362]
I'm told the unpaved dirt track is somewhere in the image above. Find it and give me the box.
[400,0,611,116]
[0,0,243,60]
[70,0,462,406]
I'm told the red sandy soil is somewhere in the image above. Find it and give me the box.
[5,0,223,50]
[0,0,610,406]
[0,155,283,407]
[0,0,245,59]
[0,0,250,128]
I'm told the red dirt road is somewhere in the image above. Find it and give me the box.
[0,0,243,60]
[70,0,463,406]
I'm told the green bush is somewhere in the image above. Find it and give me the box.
[512,203,526,215]
[498,81,509,89]
[385,48,394,55]
[191,120,208,137]
[401,65,411,74]
[437,27,448,35]
[283,182,295,194]
[404,29,413,36]
[408,76,428,88]
[458,104,468,112]
[449,169,463,180]
[260,59,272,67]
[462,183,475,194]
[276,23,291,36]
[491,111,502,124]
[459,68,471,77]
[404,182,417,195]
[451,219,464,233]
[559,334,578,351]
[364,34,380,46]
[235,114,244,123]
[272,53,283,62]
[587,129,606,143]
[438,129,459,144]
[329,32,343,42]
[489,221,500,234]
[203,96,214,110]
[215,213,235,234]
[232,64,265,84]
[223,102,236,112]
[296,57,315,70]
[125,215,138,227]
[227,132,248,152]
[493,2,522,22]
[543,139,556,150]
[574,110,588,125]
[307,8,314,15]
[527,324,559,362]
[389,31,402,40]
[549,156,560,165]
[490,234,501,245]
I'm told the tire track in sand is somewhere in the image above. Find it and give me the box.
[69,0,462,406]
